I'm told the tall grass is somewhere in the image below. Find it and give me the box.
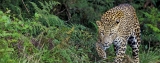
[140,48,160,63]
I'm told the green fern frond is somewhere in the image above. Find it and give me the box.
[143,7,160,24]
[30,1,60,14]
[146,24,160,33]
[30,3,42,14]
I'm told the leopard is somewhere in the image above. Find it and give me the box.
[95,4,141,63]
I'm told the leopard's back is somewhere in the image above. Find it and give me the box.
[100,4,140,36]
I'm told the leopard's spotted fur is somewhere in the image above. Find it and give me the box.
[96,4,141,63]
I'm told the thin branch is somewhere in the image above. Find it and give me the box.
[22,0,30,14]
[55,9,66,15]
[64,4,71,21]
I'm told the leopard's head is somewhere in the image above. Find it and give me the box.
[96,21,113,47]
[96,11,123,46]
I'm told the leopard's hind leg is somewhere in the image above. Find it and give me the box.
[128,35,140,63]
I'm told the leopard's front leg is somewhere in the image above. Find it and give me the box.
[114,37,127,63]
[96,42,107,59]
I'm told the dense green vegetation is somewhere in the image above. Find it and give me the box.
[0,0,160,63]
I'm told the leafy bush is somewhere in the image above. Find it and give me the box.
[0,9,41,63]
[140,7,160,48]
[0,1,97,63]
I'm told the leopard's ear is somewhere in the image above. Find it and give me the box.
[96,21,101,27]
